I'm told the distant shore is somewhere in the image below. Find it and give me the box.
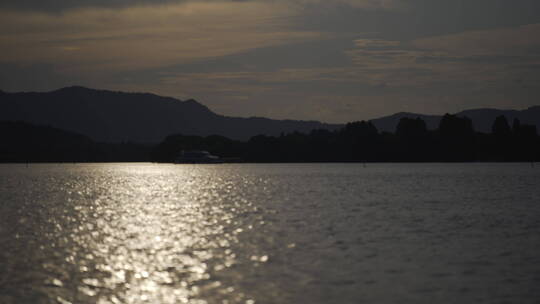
[2,114,539,163]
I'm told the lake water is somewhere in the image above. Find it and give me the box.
[0,163,539,304]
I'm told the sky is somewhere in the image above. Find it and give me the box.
[1,0,540,123]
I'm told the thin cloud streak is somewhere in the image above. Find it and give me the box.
[0,0,401,12]
[159,24,540,90]
[0,2,325,72]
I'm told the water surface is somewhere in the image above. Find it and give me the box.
[1,163,539,303]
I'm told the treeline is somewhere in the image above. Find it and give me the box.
[0,121,152,162]
[1,114,539,163]
[153,114,539,162]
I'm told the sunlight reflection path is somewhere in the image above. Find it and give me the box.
[61,165,255,304]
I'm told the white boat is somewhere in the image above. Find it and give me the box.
[175,150,222,164]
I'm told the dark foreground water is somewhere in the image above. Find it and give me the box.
[1,163,539,304]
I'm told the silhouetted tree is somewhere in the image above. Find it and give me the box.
[339,121,379,161]
[438,114,475,161]
[492,115,511,138]
[490,115,512,160]
[396,117,428,139]
[394,117,432,161]
[342,121,378,138]
[439,114,474,138]
[511,120,539,161]
[247,135,280,162]
[512,118,521,134]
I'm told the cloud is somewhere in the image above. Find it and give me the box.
[412,24,540,57]
[290,0,399,10]
[0,0,177,11]
[0,2,326,73]
[2,0,540,123]
[354,39,400,49]
[346,24,540,86]
[0,0,401,12]
[142,23,540,121]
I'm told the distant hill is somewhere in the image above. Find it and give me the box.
[371,107,540,133]
[0,121,153,162]
[0,121,95,162]
[0,86,340,142]
[1,86,539,141]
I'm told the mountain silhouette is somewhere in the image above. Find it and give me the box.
[0,86,340,142]
[2,86,539,141]
[372,107,540,133]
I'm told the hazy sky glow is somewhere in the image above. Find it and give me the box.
[1,0,540,122]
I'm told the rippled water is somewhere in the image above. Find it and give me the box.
[1,163,539,304]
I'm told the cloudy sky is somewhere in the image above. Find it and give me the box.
[1,0,540,122]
